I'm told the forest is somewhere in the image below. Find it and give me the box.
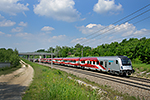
[37,37,150,64]
[0,48,20,67]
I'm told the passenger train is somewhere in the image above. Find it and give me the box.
[39,56,133,76]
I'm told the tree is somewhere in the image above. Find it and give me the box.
[54,45,62,57]
[0,48,20,67]
[37,49,45,52]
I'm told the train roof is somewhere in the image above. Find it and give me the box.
[53,58,63,59]
[80,57,98,61]
[80,56,129,60]
[63,57,80,60]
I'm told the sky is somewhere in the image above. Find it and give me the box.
[0,0,150,52]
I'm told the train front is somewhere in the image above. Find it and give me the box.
[119,56,133,76]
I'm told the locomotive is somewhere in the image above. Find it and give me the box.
[39,56,133,76]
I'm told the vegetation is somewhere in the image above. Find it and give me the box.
[0,48,20,67]
[132,63,150,78]
[0,64,21,76]
[22,59,137,100]
[36,37,150,64]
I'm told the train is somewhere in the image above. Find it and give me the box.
[38,56,133,76]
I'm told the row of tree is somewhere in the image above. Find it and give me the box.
[0,48,20,67]
[36,37,150,64]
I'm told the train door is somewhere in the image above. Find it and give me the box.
[104,60,108,69]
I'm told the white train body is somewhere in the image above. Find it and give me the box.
[39,56,133,76]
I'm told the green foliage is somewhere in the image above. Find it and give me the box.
[36,37,150,64]
[0,48,20,67]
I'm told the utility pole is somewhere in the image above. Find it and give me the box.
[51,48,53,68]
[82,44,84,57]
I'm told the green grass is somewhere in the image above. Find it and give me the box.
[0,64,21,76]
[22,59,138,100]
[132,63,150,73]
[132,62,150,78]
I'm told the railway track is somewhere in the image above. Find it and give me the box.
[38,63,150,91]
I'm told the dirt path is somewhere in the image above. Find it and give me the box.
[0,60,34,100]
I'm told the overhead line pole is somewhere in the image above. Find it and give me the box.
[51,48,53,68]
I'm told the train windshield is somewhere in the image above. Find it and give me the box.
[121,59,131,66]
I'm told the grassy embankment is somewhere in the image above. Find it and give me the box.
[22,59,138,100]
[0,64,21,76]
[132,62,150,78]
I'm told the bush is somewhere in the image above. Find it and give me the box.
[0,48,20,67]
[132,58,142,64]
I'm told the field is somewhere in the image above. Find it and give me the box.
[22,59,138,100]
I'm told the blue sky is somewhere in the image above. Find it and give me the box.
[0,0,150,52]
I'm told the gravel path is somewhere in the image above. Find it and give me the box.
[0,60,34,100]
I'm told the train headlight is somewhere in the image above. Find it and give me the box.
[121,66,123,69]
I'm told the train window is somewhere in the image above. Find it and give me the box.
[100,61,103,65]
[109,62,111,65]
[90,61,92,64]
[81,61,85,63]
[97,61,99,65]
[116,60,118,64]
[93,61,95,64]
[87,61,90,64]
[105,62,107,67]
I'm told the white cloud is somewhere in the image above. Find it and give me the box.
[0,19,16,27]
[76,22,150,47]
[93,0,122,14]
[41,26,55,31]
[133,29,150,36]
[0,14,4,19]
[86,24,97,28]
[0,31,5,35]
[19,21,27,27]
[16,32,33,39]
[11,27,23,32]
[0,0,29,15]
[48,35,67,42]
[71,37,87,43]
[33,0,80,22]
[77,23,104,34]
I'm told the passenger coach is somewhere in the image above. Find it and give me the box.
[39,56,133,76]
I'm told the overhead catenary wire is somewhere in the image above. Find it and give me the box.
[75,4,150,45]
[51,4,150,58]
[83,4,150,39]
[84,15,150,45]
[80,8,150,45]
